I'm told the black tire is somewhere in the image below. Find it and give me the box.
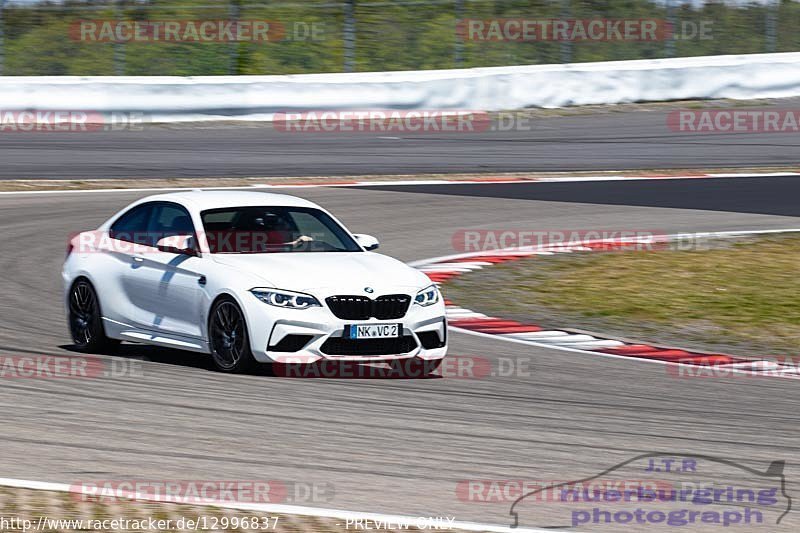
[68,279,120,353]
[208,297,258,373]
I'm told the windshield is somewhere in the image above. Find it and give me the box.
[201,206,362,254]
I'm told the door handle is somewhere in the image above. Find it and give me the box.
[132,256,145,263]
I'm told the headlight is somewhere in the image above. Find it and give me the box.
[250,288,321,310]
[414,284,440,307]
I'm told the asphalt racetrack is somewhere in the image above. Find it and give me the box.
[1,175,800,530]
[0,104,799,179]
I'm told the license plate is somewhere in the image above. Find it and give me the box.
[347,323,400,339]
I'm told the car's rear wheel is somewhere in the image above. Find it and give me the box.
[209,297,258,373]
[68,279,119,353]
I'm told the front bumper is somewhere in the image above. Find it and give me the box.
[242,295,448,364]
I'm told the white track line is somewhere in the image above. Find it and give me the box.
[502,331,570,339]
[409,228,800,267]
[0,171,798,196]
[531,334,597,344]
[451,326,800,379]
[0,477,555,533]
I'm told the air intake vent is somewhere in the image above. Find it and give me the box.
[417,331,446,349]
[269,334,313,352]
[320,336,418,356]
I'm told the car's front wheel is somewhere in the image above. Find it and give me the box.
[68,279,119,353]
[209,297,259,373]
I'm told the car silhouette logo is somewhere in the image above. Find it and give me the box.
[509,452,791,529]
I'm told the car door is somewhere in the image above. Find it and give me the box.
[121,202,206,339]
[100,202,155,326]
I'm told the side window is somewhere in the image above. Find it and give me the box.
[148,203,196,247]
[109,204,153,245]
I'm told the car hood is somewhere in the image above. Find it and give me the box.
[211,252,431,293]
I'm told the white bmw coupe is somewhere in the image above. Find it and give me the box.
[63,191,447,373]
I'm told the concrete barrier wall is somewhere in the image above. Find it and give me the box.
[2,52,799,121]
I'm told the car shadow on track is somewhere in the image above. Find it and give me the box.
[60,342,217,370]
[59,344,443,380]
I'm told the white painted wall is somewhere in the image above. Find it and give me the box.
[1,52,798,121]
